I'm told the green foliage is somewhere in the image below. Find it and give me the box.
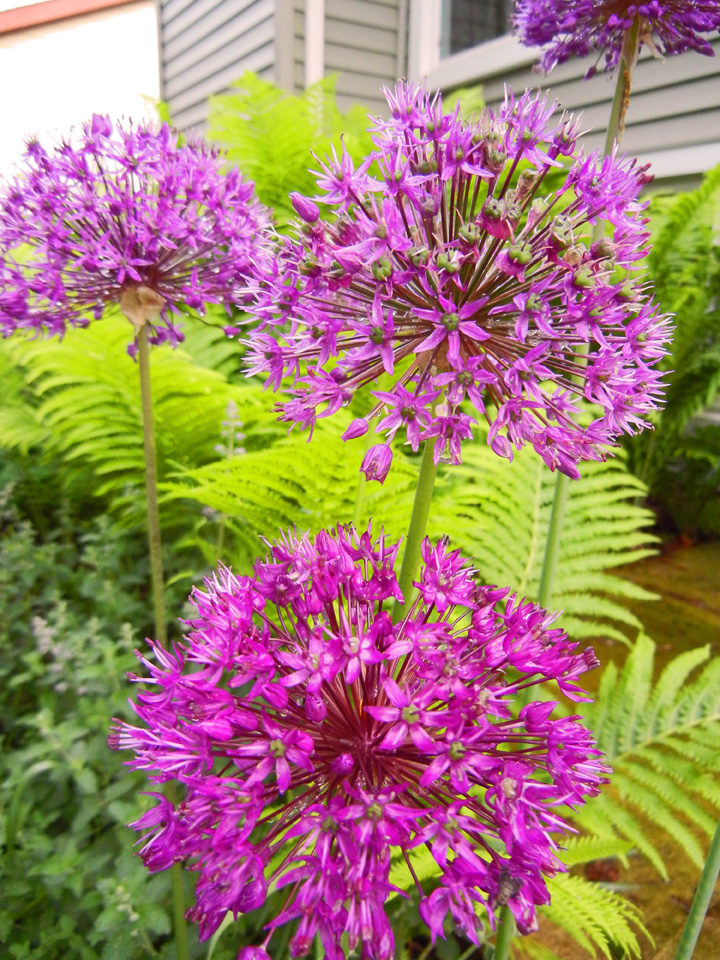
[632,163,720,533]
[427,434,658,642]
[574,635,720,879]
[164,418,657,641]
[536,873,647,960]
[0,318,279,524]
[206,73,374,227]
[0,497,179,960]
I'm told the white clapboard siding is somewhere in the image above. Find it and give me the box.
[444,37,720,182]
[160,0,276,130]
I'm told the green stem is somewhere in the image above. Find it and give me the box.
[674,816,720,960]
[535,20,640,610]
[137,327,189,960]
[164,782,191,960]
[537,472,569,608]
[137,324,167,646]
[391,441,438,622]
[494,905,516,960]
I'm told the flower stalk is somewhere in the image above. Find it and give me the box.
[121,290,188,960]
[535,19,641,610]
[122,289,168,646]
[392,441,439,621]
[494,906,516,960]
[673,815,720,960]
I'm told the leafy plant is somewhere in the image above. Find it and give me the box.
[631,162,720,533]
[426,435,658,642]
[0,318,279,523]
[164,420,658,642]
[574,634,720,878]
[206,73,374,227]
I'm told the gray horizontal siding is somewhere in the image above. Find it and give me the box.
[160,0,276,130]
[159,0,404,131]
[324,0,401,113]
[293,0,304,94]
[469,38,720,180]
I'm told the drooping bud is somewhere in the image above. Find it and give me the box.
[290,192,320,224]
[343,418,370,441]
[360,443,393,484]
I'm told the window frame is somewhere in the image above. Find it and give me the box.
[408,0,534,89]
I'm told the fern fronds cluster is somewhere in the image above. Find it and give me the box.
[634,162,720,533]
[424,432,658,642]
[206,73,374,227]
[0,318,279,516]
[574,634,720,878]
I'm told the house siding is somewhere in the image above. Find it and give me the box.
[160,0,407,130]
[324,0,402,114]
[159,0,276,130]
[434,38,720,182]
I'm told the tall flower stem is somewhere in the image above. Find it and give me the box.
[494,907,516,960]
[497,28,643,960]
[534,18,640,611]
[674,816,720,960]
[136,323,167,646]
[392,441,438,621]
[123,290,190,960]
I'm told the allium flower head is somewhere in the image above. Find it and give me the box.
[0,115,268,347]
[515,0,720,75]
[246,82,670,478]
[111,525,607,958]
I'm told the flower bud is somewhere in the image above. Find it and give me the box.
[490,435,513,461]
[342,418,370,441]
[361,443,393,483]
[290,192,320,224]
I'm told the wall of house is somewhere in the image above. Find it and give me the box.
[159,0,276,129]
[324,0,403,114]
[158,0,407,131]
[429,36,720,184]
[0,0,160,172]
[289,0,403,114]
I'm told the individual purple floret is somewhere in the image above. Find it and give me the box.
[514,0,720,75]
[0,115,269,348]
[110,524,608,959]
[245,82,671,478]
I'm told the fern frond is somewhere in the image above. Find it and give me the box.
[574,636,720,878]
[206,73,374,227]
[538,874,646,959]
[0,318,277,516]
[427,428,657,641]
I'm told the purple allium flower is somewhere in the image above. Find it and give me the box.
[110,525,608,957]
[514,0,720,75]
[0,115,269,347]
[245,83,670,478]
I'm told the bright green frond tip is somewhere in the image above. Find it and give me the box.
[206,72,374,227]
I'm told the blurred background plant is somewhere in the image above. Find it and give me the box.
[1,74,719,960]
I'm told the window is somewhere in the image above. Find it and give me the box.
[440,0,513,57]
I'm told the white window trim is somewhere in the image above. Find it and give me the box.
[429,33,535,88]
[408,1,534,88]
